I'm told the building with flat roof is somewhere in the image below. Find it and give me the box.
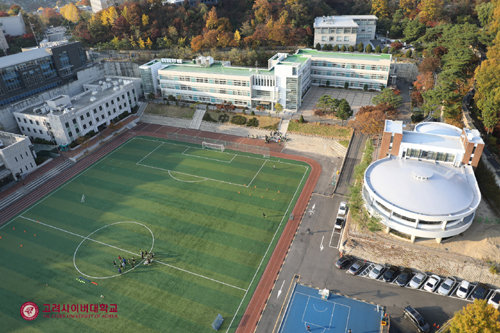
[0,42,88,106]
[145,49,390,112]
[314,15,378,48]
[363,121,484,243]
[13,76,141,146]
[0,13,26,37]
[0,131,36,183]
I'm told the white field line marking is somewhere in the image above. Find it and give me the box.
[246,160,267,188]
[328,217,338,249]
[320,235,324,251]
[0,142,131,231]
[167,170,207,183]
[134,137,308,169]
[136,142,164,165]
[336,226,344,249]
[277,280,286,299]
[137,162,247,188]
[181,148,237,164]
[225,166,309,333]
[19,216,246,291]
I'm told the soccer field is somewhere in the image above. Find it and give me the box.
[0,136,310,332]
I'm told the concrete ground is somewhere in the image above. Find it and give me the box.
[300,87,379,119]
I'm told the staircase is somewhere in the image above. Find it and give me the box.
[330,140,348,156]
[189,108,206,130]
[0,159,74,211]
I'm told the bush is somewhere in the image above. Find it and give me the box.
[168,95,176,101]
[363,84,368,91]
[315,43,321,50]
[333,45,339,51]
[299,115,305,123]
[230,115,247,125]
[375,45,381,53]
[357,43,364,52]
[326,80,330,86]
[365,44,373,53]
[324,44,333,51]
[411,112,425,123]
[218,113,229,123]
[489,264,498,275]
[247,117,259,127]
[203,112,216,122]
[382,46,389,53]
[344,82,349,89]
[405,49,412,58]
[251,110,255,115]
[348,45,354,52]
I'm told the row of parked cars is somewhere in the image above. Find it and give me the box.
[335,255,500,307]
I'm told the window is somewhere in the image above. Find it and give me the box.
[106,102,109,107]
[21,126,25,130]
[93,109,97,114]
[86,112,90,117]
[83,124,87,129]
[89,121,92,126]
[35,120,39,125]
[24,119,27,123]
[80,115,84,121]
[68,131,73,137]
[72,119,77,124]
[99,106,102,111]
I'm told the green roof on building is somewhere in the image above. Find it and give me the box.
[279,54,309,65]
[159,62,274,76]
[297,49,391,61]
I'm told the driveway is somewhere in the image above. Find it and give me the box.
[300,87,379,120]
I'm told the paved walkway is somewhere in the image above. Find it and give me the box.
[278,119,290,135]
[189,109,206,129]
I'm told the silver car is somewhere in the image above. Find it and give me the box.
[409,272,427,289]
[437,277,456,296]
[369,264,385,279]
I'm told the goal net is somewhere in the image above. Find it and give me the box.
[202,141,224,152]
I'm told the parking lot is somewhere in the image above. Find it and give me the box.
[300,87,379,118]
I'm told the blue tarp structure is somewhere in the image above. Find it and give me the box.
[212,314,224,331]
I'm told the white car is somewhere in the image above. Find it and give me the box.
[456,280,470,299]
[437,277,456,296]
[337,202,348,217]
[369,264,385,279]
[423,275,441,292]
[488,289,500,309]
[409,272,427,289]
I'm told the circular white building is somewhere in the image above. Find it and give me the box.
[363,121,483,242]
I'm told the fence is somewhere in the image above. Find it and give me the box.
[166,132,271,157]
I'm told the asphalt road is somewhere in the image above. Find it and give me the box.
[256,132,467,333]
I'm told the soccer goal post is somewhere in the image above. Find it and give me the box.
[202,141,224,152]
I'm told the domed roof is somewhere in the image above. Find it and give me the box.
[365,158,480,216]
[414,122,462,137]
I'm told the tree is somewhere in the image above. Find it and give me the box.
[414,72,435,92]
[365,44,373,53]
[275,103,283,114]
[253,0,272,24]
[101,6,119,26]
[348,45,354,52]
[142,14,149,27]
[41,8,63,26]
[145,37,153,49]
[372,88,403,108]
[382,46,389,53]
[340,45,346,52]
[234,30,241,46]
[405,49,412,57]
[400,0,418,17]
[349,103,397,136]
[315,43,321,50]
[337,99,352,124]
[476,1,494,28]
[448,300,500,333]
[8,5,21,16]
[138,37,145,49]
[417,0,444,26]
[403,19,425,43]
[371,0,389,18]
[191,35,204,51]
[205,7,218,29]
[419,56,440,73]
[112,16,130,38]
[375,45,381,53]
[316,95,337,114]
[60,3,80,23]
[357,43,364,52]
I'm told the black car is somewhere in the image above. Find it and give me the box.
[403,306,430,333]
[471,283,489,300]
[335,256,353,269]
[382,265,400,282]
[395,268,413,287]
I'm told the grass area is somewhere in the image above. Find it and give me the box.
[287,121,353,140]
[144,103,195,119]
[475,159,500,217]
[205,111,280,130]
[339,140,350,148]
[0,137,309,332]
[348,139,382,232]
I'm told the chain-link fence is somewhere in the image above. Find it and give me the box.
[166,132,270,157]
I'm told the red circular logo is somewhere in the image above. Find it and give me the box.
[20,302,39,321]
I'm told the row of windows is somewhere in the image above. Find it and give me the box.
[13,151,30,163]
[159,75,250,87]
[311,79,384,89]
[0,81,60,106]
[160,83,250,97]
[404,148,456,163]
[21,126,45,135]
[311,61,389,71]
[311,70,387,80]
[317,28,358,34]
[171,93,250,106]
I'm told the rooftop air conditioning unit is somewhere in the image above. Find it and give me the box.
[90,97,96,102]
[91,91,98,95]
[106,78,111,82]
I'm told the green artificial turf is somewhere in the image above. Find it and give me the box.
[0,136,309,333]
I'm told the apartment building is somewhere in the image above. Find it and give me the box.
[0,131,36,183]
[13,77,141,146]
[363,121,483,243]
[314,15,378,48]
[0,13,26,37]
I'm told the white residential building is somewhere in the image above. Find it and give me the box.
[0,29,8,54]
[0,13,26,37]
[13,77,141,146]
[0,131,36,182]
[314,15,378,48]
[145,49,390,112]
[363,121,484,243]
[90,0,124,13]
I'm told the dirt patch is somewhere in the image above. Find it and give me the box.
[205,110,280,130]
[144,103,195,119]
[342,199,500,286]
[287,121,352,140]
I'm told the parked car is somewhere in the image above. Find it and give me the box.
[487,289,500,309]
[423,275,441,292]
[403,306,430,333]
[437,277,456,296]
[395,268,413,287]
[347,260,364,275]
[337,201,348,216]
[409,272,427,289]
[334,217,345,230]
[456,280,470,299]
[335,256,353,269]
[368,264,385,280]
[382,265,399,282]
[471,283,490,300]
